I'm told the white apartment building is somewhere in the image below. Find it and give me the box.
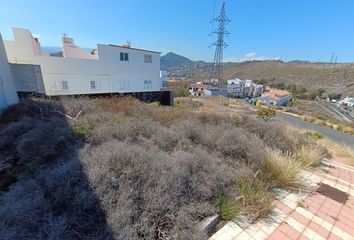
[226,78,264,98]
[3,28,167,99]
[0,33,18,110]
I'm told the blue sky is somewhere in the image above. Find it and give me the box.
[1,0,354,62]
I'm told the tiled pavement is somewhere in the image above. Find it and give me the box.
[210,157,354,240]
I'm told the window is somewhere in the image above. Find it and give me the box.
[120,52,129,61]
[162,80,167,88]
[144,54,152,63]
[144,80,152,89]
[61,81,69,90]
[90,81,96,90]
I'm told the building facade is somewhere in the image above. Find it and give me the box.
[226,78,264,98]
[3,28,167,98]
[0,33,18,110]
[258,88,292,106]
[166,79,189,91]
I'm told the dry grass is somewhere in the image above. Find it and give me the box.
[295,145,327,168]
[320,139,354,166]
[264,149,302,188]
[303,115,354,136]
[237,179,273,219]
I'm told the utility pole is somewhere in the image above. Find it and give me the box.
[210,2,230,89]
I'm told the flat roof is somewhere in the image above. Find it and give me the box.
[108,44,161,54]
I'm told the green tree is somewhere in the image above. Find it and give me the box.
[257,108,276,122]
[173,88,189,97]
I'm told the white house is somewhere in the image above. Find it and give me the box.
[0,33,18,110]
[226,78,264,98]
[3,28,167,99]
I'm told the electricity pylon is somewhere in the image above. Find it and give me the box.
[210,2,230,89]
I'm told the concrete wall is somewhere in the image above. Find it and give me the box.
[10,64,45,93]
[4,28,164,96]
[0,33,18,109]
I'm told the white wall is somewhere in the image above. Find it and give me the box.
[62,36,98,60]
[4,28,164,96]
[0,33,18,109]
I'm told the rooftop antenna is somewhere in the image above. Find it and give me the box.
[210,2,231,89]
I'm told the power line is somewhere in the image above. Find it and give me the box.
[234,0,252,26]
[233,0,266,37]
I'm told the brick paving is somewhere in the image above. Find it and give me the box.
[210,156,354,240]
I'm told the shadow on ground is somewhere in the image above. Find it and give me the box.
[0,98,115,239]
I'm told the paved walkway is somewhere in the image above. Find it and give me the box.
[210,157,354,240]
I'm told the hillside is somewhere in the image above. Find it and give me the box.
[161,52,195,69]
[190,60,354,95]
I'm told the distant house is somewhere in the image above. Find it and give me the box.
[258,88,292,106]
[339,96,354,107]
[226,78,264,98]
[189,83,207,96]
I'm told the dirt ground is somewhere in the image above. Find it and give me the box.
[175,96,256,116]
[178,97,352,126]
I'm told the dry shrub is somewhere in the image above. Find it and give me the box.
[0,159,113,239]
[152,107,186,126]
[0,104,30,124]
[16,118,75,171]
[80,140,234,239]
[0,97,317,239]
[89,117,158,146]
[172,118,265,168]
[96,96,145,116]
[149,127,181,152]
[241,119,308,153]
[0,117,36,149]
[194,112,229,125]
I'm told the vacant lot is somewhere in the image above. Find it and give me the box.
[0,97,326,239]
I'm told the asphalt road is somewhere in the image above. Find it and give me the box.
[278,113,354,146]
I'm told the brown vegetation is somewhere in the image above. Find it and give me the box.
[0,97,326,239]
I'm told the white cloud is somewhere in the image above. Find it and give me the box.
[224,52,281,62]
